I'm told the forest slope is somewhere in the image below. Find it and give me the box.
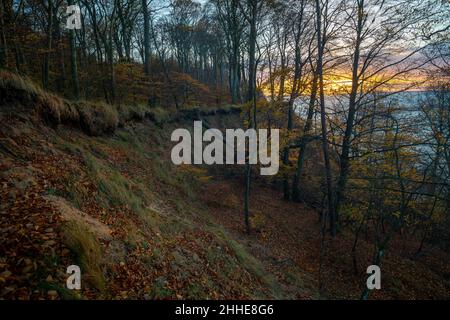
[0,71,316,299]
[0,72,448,300]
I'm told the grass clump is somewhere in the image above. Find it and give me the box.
[75,101,119,136]
[213,228,284,299]
[62,220,105,292]
[117,104,150,125]
[0,70,119,135]
[0,70,172,137]
[83,152,148,214]
[0,69,44,104]
[149,277,174,299]
[0,70,80,124]
[147,107,169,124]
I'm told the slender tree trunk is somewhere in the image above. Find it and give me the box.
[335,0,364,227]
[244,162,251,234]
[247,0,257,105]
[150,17,179,109]
[287,16,307,200]
[292,71,318,201]
[243,0,259,234]
[107,36,116,104]
[0,0,7,69]
[42,0,53,90]
[316,0,336,237]
[277,30,287,101]
[117,0,130,61]
[267,50,274,102]
[114,32,124,61]
[53,6,66,93]
[283,100,293,200]
[230,42,239,103]
[68,0,79,98]
[142,0,151,75]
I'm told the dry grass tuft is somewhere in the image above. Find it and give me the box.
[75,101,119,136]
[0,70,120,135]
[62,220,106,292]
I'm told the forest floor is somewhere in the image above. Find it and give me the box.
[202,178,450,299]
[0,94,448,300]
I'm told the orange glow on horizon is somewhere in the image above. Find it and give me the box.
[261,71,428,97]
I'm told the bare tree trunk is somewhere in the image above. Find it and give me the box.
[241,0,259,234]
[282,8,306,200]
[68,0,80,98]
[246,1,257,105]
[107,36,116,104]
[292,71,318,201]
[277,30,287,101]
[142,0,151,75]
[316,0,336,237]
[53,5,66,93]
[150,16,179,109]
[0,0,7,68]
[107,1,118,104]
[290,0,313,201]
[335,0,365,227]
[42,0,53,90]
[282,100,293,200]
[244,162,251,234]
[230,0,241,104]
